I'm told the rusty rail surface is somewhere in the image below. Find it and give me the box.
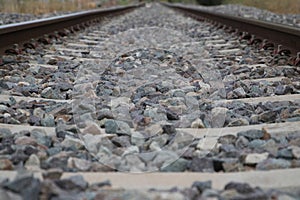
[163,3,300,55]
[0,3,144,54]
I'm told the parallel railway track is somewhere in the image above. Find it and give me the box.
[0,4,143,54]
[164,3,300,57]
[0,2,300,199]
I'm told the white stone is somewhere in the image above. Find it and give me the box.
[245,152,269,164]
[25,154,40,171]
[67,157,91,171]
[191,118,206,128]
[197,137,219,151]
[291,146,300,159]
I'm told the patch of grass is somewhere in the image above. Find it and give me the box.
[0,0,99,14]
[223,0,300,14]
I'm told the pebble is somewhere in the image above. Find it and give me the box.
[237,129,264,140]
[67,157,92,171]
[191,118,206,128]
[244,152,269,165]
[82,121,103,135]
[218,135,236,145]
[130,131,145,146]
[40,114,55,127]
[25,154,41,171]
[256,158,291,170]
[42,168,63,180]
[105,119,131,136]
[0,159,14,170]
[189,157,215,172]
[161,158,189,172]
[55,175,88,191]
[211,107,228,128]
[277,148,294,159]
[291,146,300,159]
[61,135,85,150]
[3,173,41,200]
[192,180,212,193]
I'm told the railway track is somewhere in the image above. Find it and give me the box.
[0,2,300,199]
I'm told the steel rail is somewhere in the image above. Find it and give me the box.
[163,3,300,55]
[0,3,144,54]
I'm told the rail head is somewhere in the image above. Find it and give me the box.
[162,3,300,55]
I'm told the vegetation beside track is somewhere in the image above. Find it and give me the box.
[223,0,300,14]
[0,0,299,14]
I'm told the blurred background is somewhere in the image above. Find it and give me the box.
[0,0,299,14]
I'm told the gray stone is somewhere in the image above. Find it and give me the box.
[123,154,146,172]
[189,157,215,172]
[55,175,88,191]
[171,132,194,149]
[31,129,52,147]
[131,131,145,146]
[262,139,278,156]
[0,105,8,112]
[41,87,60,99]
[256,158,291,170]
[152,150,179,168]
[41,114,55,127]
[111,136,131,147]
[248,139,266,149]
[233,87,246,98]
[192,180,212,193]
[277,148,293,159]
[222,159,242,172]
[105,119,131,135]
[237,129,264,140]
[61,135,85,150]
[184,96,199,111]
[258,111,277,123]
[0,188,22,200]
[15,136,38,146]
[82,134,103,153]
[138,151,157,163]
[161,158,189,172]
[145,124,164,136]
[291,146,300,159]
[211,107,228,128]
[3,173,40,200]
[97,108,114,120]
[228,118,249,127]
[122,146,139,157]
[218,135,236,145]
[67,157,92,171]
[224,182,255,194]
[33,107,45,119]
[162,123,177,134]
[42,168,63,180]
[144,107,167,122]
[0,128,12,138]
